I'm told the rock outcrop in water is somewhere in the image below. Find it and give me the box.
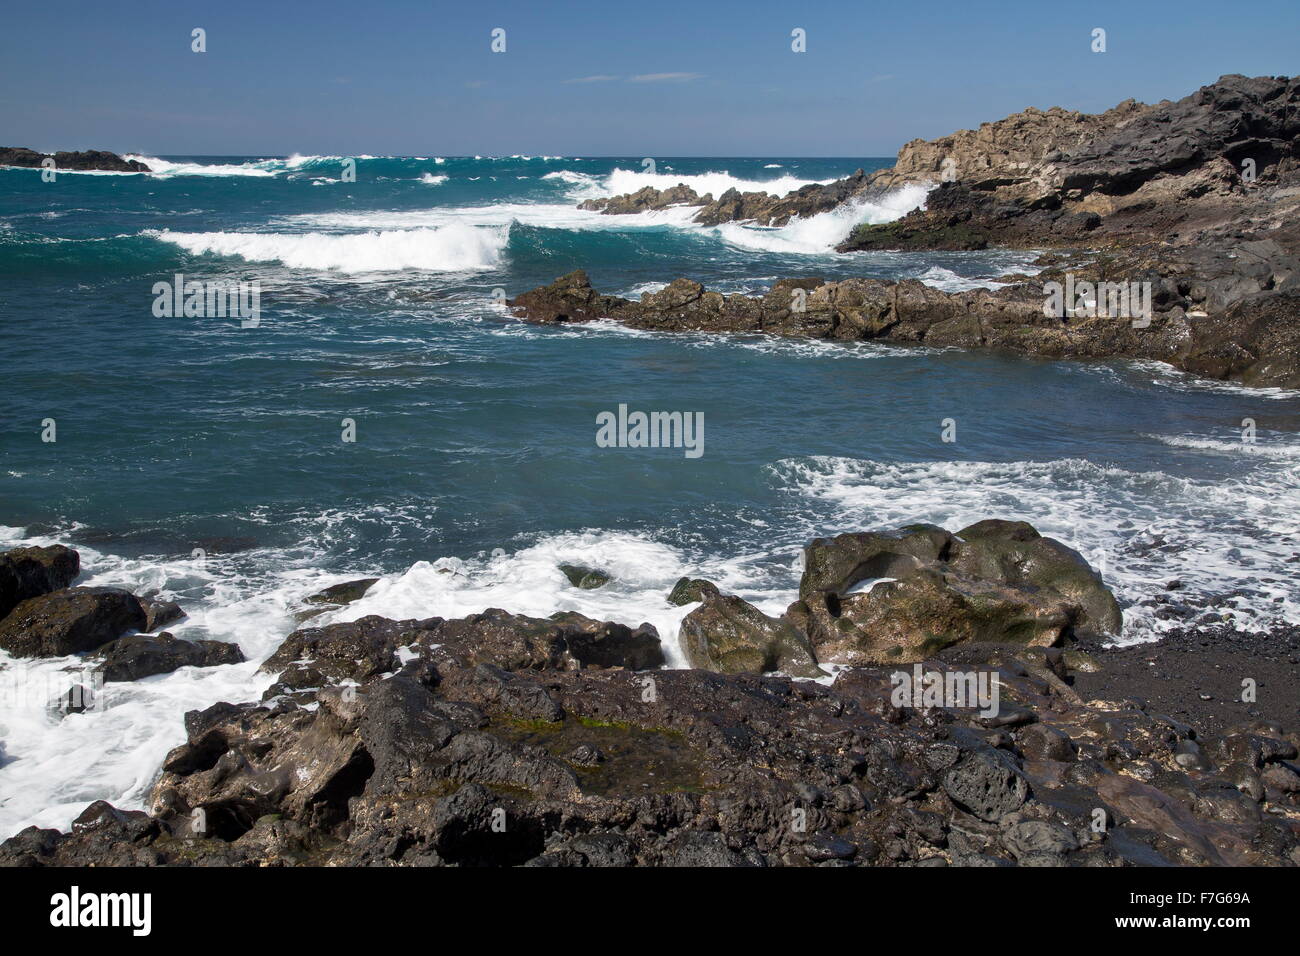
[580,169,877,227]
[3,526,1296,867]
[557,75,1300,390]
[509,266,1300,389]
[0,147,150,173]
[0,546,197,659]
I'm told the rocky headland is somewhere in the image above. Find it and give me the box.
[0,147,149,173]
[535,74,1300,389]
[1,525,1296,868]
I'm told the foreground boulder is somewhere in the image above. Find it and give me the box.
[787,520,1120,666]
[0,587,146,657]
[0,545,80,619]
[679,593,822,677]
[95,632,245,682]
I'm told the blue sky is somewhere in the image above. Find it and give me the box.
[2,0,1298,156]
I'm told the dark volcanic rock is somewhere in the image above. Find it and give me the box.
[0,545,80,620]
[139,596,186,632]
[0,587,147,657]
[95,632,245,682]
[509,265,1300,389]
[305,578,380,606]
[0,147,150,173]
[5,611,1298,868]
[581,169,879,227]
[260,609,665,702]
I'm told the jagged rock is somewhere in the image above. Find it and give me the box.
[0,587,146,657]
[0,147,150,173]
[510,267,1300,389]
[0,545,80,620]
[6,635,1297,867]
[260,609,664,703]
[580,169,878,228]
[580,183,703,214]
[139,596,185,632]
[679,592,822,677]
[94,632,245,682]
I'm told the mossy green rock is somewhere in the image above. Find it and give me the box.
[667,577,721,606]
[800,524,954,598]
[792,519,1122,666]
[679,593,823,677]
[950,520,1122,637]
[559,565,611,589]
[794,567,1072,666]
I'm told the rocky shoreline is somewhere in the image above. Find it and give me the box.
[1,522,1296,868]
[530,74,1300,389]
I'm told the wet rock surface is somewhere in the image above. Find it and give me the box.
[0,545,79,619]
[94,632,245,683]
[3,527,1296,868]
[510,258,1300,389]
[0,586,147,657]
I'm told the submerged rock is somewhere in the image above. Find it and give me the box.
[306,578,380,605]
[558,564,610,589]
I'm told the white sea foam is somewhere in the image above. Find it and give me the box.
[125,155,281,178]
[714,184,932,254]
[419,173,448,185]
[145,223,508,273]
[282,201,701,234]
[0,531,291,839]
[602,167,832,200]
[0,523,776,838]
